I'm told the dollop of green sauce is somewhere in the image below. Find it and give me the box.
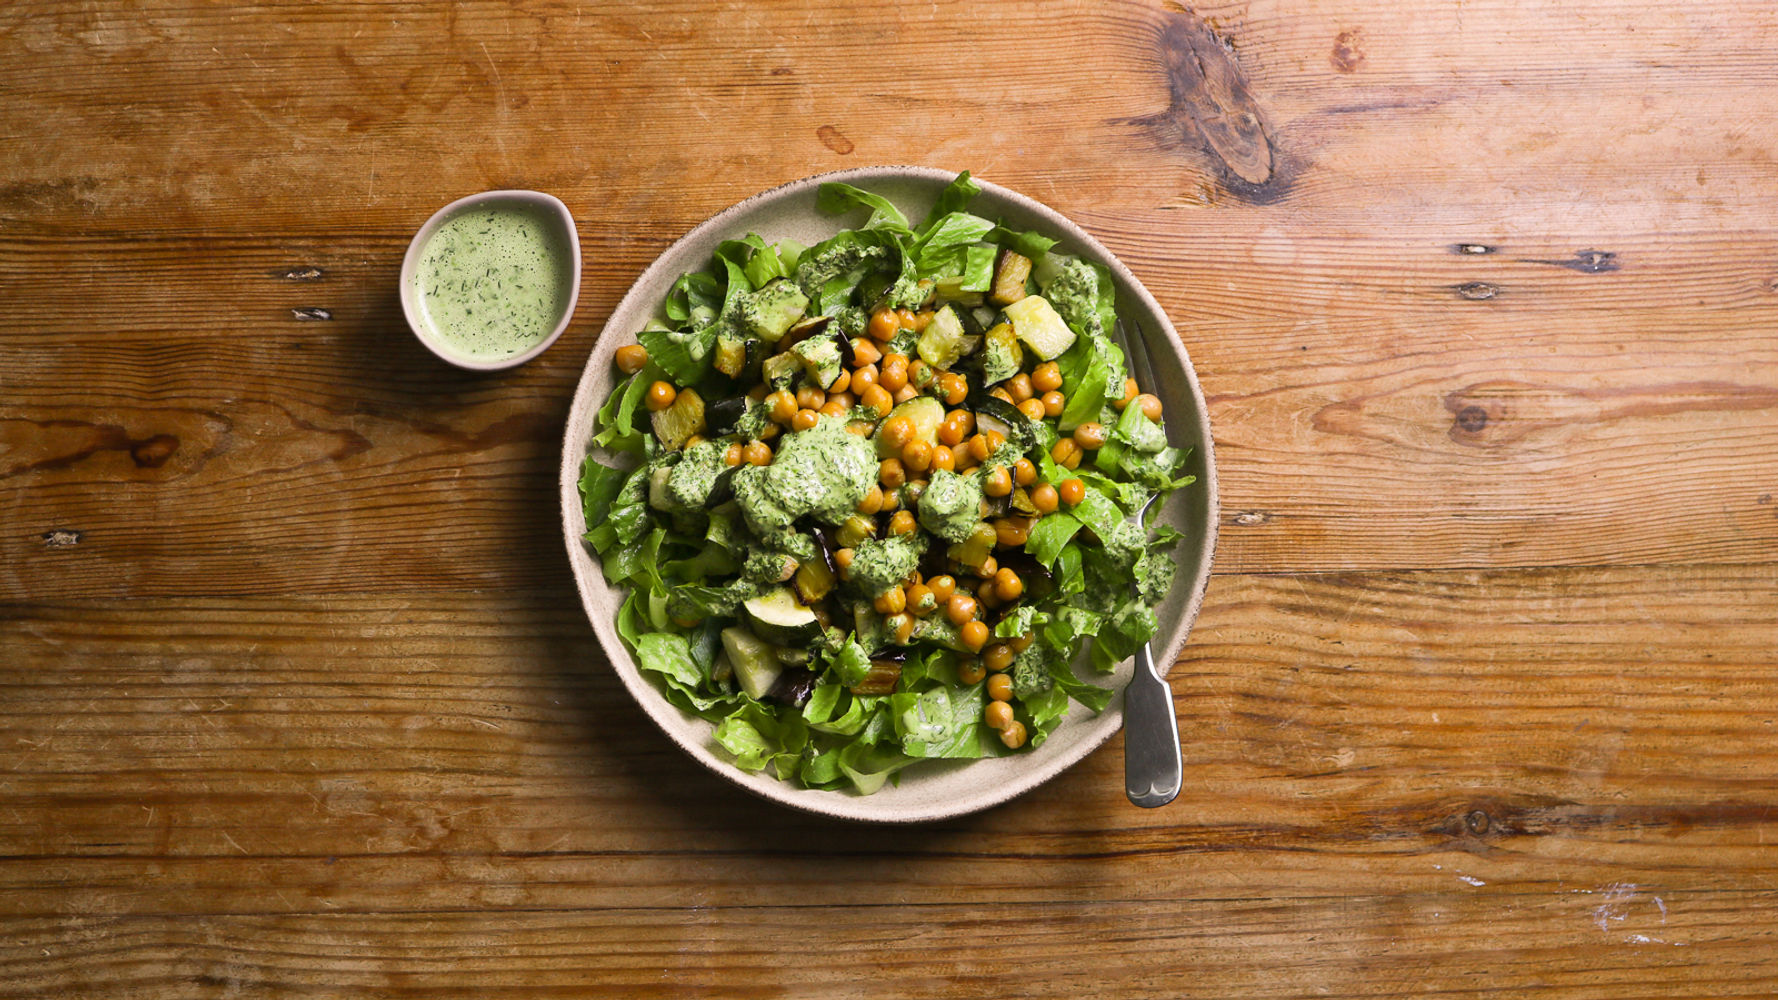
[663,440,729,511]
[731,416,876,534]
[848,532,927,599]
[917,468,984,543]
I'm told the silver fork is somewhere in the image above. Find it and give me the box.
[1111,319,1183,808]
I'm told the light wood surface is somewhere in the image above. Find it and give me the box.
[4,1,1776,996]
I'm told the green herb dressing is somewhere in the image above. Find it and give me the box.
[413,204,574,359]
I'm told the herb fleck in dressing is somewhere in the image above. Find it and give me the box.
[413,204,574,359]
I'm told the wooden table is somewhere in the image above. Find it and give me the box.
[5,2,1776,995]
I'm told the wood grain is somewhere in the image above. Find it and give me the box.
[4,0,1777,995]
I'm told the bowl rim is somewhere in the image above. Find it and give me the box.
[558,165,1219,823]
[400,188,582,371]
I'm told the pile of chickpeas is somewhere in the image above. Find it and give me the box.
[614,302,1166,751]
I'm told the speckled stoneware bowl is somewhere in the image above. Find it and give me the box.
[559,166,1218,823]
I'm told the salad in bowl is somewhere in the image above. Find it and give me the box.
[573,170,1203,801]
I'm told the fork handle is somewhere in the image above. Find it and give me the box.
[1124,641,1182,807]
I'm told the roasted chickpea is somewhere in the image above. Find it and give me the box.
[1007,373,1034,403]
[960,620,991,652]
[826,369,851,394]
[1136,393,1163,421]
[1030,483,1059,513]
[878,489,900,513]
[983,430,1006,454]
[878,354,909,392]
[615,344,650,374]
[791,408,820,431]
[993,567,1024,601]
[857,485,885,515]
[984,643,1014,672]
[646,380,677,412]
[758,422,781,440]
[879,458,907,489]
[820,399,849,418]
[1012,458,1037,486]
[930,444,955,473]
[1009,632,1034,652]
[828,390,856,410]
[796,386,826,411]
[939,372,969,405]
[976,555,998,579]
[946,592,978,626]
[985,672,1014,702]
[889,509,918,536]
[879,416,914,450]
[890,612,916,644]
[989,387,1015,404]
[851,363,880,394]
[851,338,882,366]
[982,465,1012,497]
[978,578,1001,609]
[743,441,773,466]
[747,383,770,402]
[928,575,957,603]
[724,442,745,467]
[902,439,932,472]
[768,389,797,424]
[906,583,936,616]
[834,547,855,573]
[966,433,992,462]
[984,700,1015,730]
[1074,421,1108,450]
[684,434,706,448]
[868,308,900,341]
[959,657,988,686]
[1031,361,1063,393]
[897,308,919,332]
[874,586,907,615]
[1018,397,1047,421]
[1051,438,1082,469]
[1041,390,1066,417]
[860,383,894,416]
[893,383,918,404]
[1058,478,1087,506]
[999,720,1028,749]
[908,359,932,389]
[936,415,966,447]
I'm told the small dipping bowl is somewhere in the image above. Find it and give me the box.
[400,190,581,371]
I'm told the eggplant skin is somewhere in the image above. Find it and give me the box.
[766,668,818,707]
[705,396,749,436]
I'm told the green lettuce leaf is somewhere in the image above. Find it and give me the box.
[816,181,910,232]
[918,171,980,235]
[889,684,985,758]
[579,457,630,527]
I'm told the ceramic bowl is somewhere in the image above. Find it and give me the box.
[400,189,581,371]
[559,166,1218,822]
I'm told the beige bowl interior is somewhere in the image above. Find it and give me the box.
[559,166,1218,822]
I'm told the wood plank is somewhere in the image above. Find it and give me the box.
[0,893,1772,1000]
